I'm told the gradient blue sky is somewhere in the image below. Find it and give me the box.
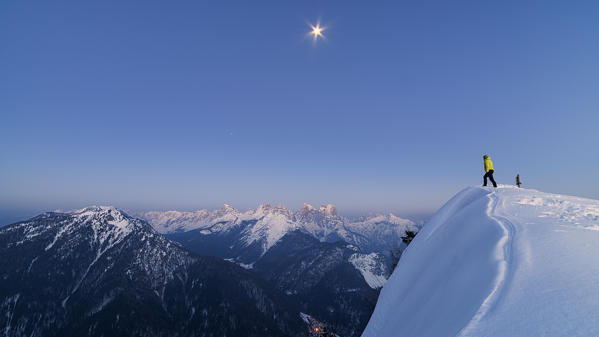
[1,0,598,224]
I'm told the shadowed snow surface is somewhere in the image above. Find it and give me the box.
[362,186,599,337]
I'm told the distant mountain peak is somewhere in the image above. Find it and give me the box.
[221,203,236,211]
[319,204,337,216]
[257,203,272,213]
[215,204,239,218]
[301,203,315,211]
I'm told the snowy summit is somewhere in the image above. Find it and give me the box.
[363,186,599,337]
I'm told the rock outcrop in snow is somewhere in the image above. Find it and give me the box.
[362,186,599,337]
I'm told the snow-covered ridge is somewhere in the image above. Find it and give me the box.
[1,206,194,304]
[2,206,146,249]
[362,186,599,337]
[2,206,171,275]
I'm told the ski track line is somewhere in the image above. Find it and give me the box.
[457,191,515,336]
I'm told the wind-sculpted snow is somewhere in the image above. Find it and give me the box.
[362,186,599,337]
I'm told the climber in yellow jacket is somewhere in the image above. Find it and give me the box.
[483,154,498,188]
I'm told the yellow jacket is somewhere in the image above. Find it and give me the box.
[484,157,494,172]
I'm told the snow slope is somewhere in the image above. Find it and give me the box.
[362,186,599,337]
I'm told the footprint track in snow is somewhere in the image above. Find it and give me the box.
[458,191,515,336]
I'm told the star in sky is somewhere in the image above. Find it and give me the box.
[309,22,325,41]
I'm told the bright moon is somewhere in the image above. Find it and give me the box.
[309,23,325,41]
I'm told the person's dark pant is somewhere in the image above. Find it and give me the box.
[484,170,497,187]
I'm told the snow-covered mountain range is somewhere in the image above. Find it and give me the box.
[363,186,599,337]
[0,205,413,337]
[0,206,306,337]
[134,204,418,336]
[134,203,419,261]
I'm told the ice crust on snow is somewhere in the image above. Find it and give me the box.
[362,186,599,337]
